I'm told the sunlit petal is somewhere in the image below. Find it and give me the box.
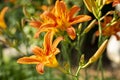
[0,22,7,29]
[52,36,64,49]
[66,27,76,40]
[43,31,54,55]
[36,63,45,74]
[68,5,80,18]
[32,46,44,56]
[46,56,59,67]
[43,11,56,22]
[0,7,8,19]
[30,0,91,40]
[0,7,8,29]
[29,21,41,28]
[70,15,91,25]
[34,23,55,38]
[52,48,60,55]
[17,56,40,64]
[55,0,66,16]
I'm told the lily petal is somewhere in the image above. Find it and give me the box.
[52,36,64,49]
[0,22,7,29]
[0,7,8,19]
[43,11,56,22]
[43,31,54,55]
[34,23,55,38]
[70,15,91,25]
[0,7,8,29]
[66,27,76,40]
[46,56,59,67]
[52,48,60,55]
[36,63,45,74]
[32,46,44,56]
[68,5,80,18]
[55,0,66,16]
[17,56,40,64]
[29,21,41,28]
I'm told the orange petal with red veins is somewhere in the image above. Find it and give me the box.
[70,15,91,25]
[36,63,44,74]
[68,5,80,18]
[43,31,54,51]
[32,46,44,56]
[29,21,41,28]
[66,27,76,40]
[17,56,40,64]
[55,0,66,16]
[52,48,60,55]
[43,11,56,22]
[52,36,64,49]
[46,56,59,67]
[34,23,55,38]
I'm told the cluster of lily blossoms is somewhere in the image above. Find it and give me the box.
[17,0,91,74]
[17,0,120,75]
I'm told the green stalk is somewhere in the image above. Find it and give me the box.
[98,19,102,46]
[97,56,104,80]
[97,18,104,80]
[0,45,3,66]
[73,66,82,80]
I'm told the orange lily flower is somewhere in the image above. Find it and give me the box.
[95,16,120,40]
[17,31,63,74]
[113,0,120,7]
[30,0,91,40]
[0,7,8,29]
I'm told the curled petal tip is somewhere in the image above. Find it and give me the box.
[36,64,44,74]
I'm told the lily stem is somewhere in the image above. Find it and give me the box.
[98,19,102,46]
[97,18,104,80]
[74,65,82,80]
